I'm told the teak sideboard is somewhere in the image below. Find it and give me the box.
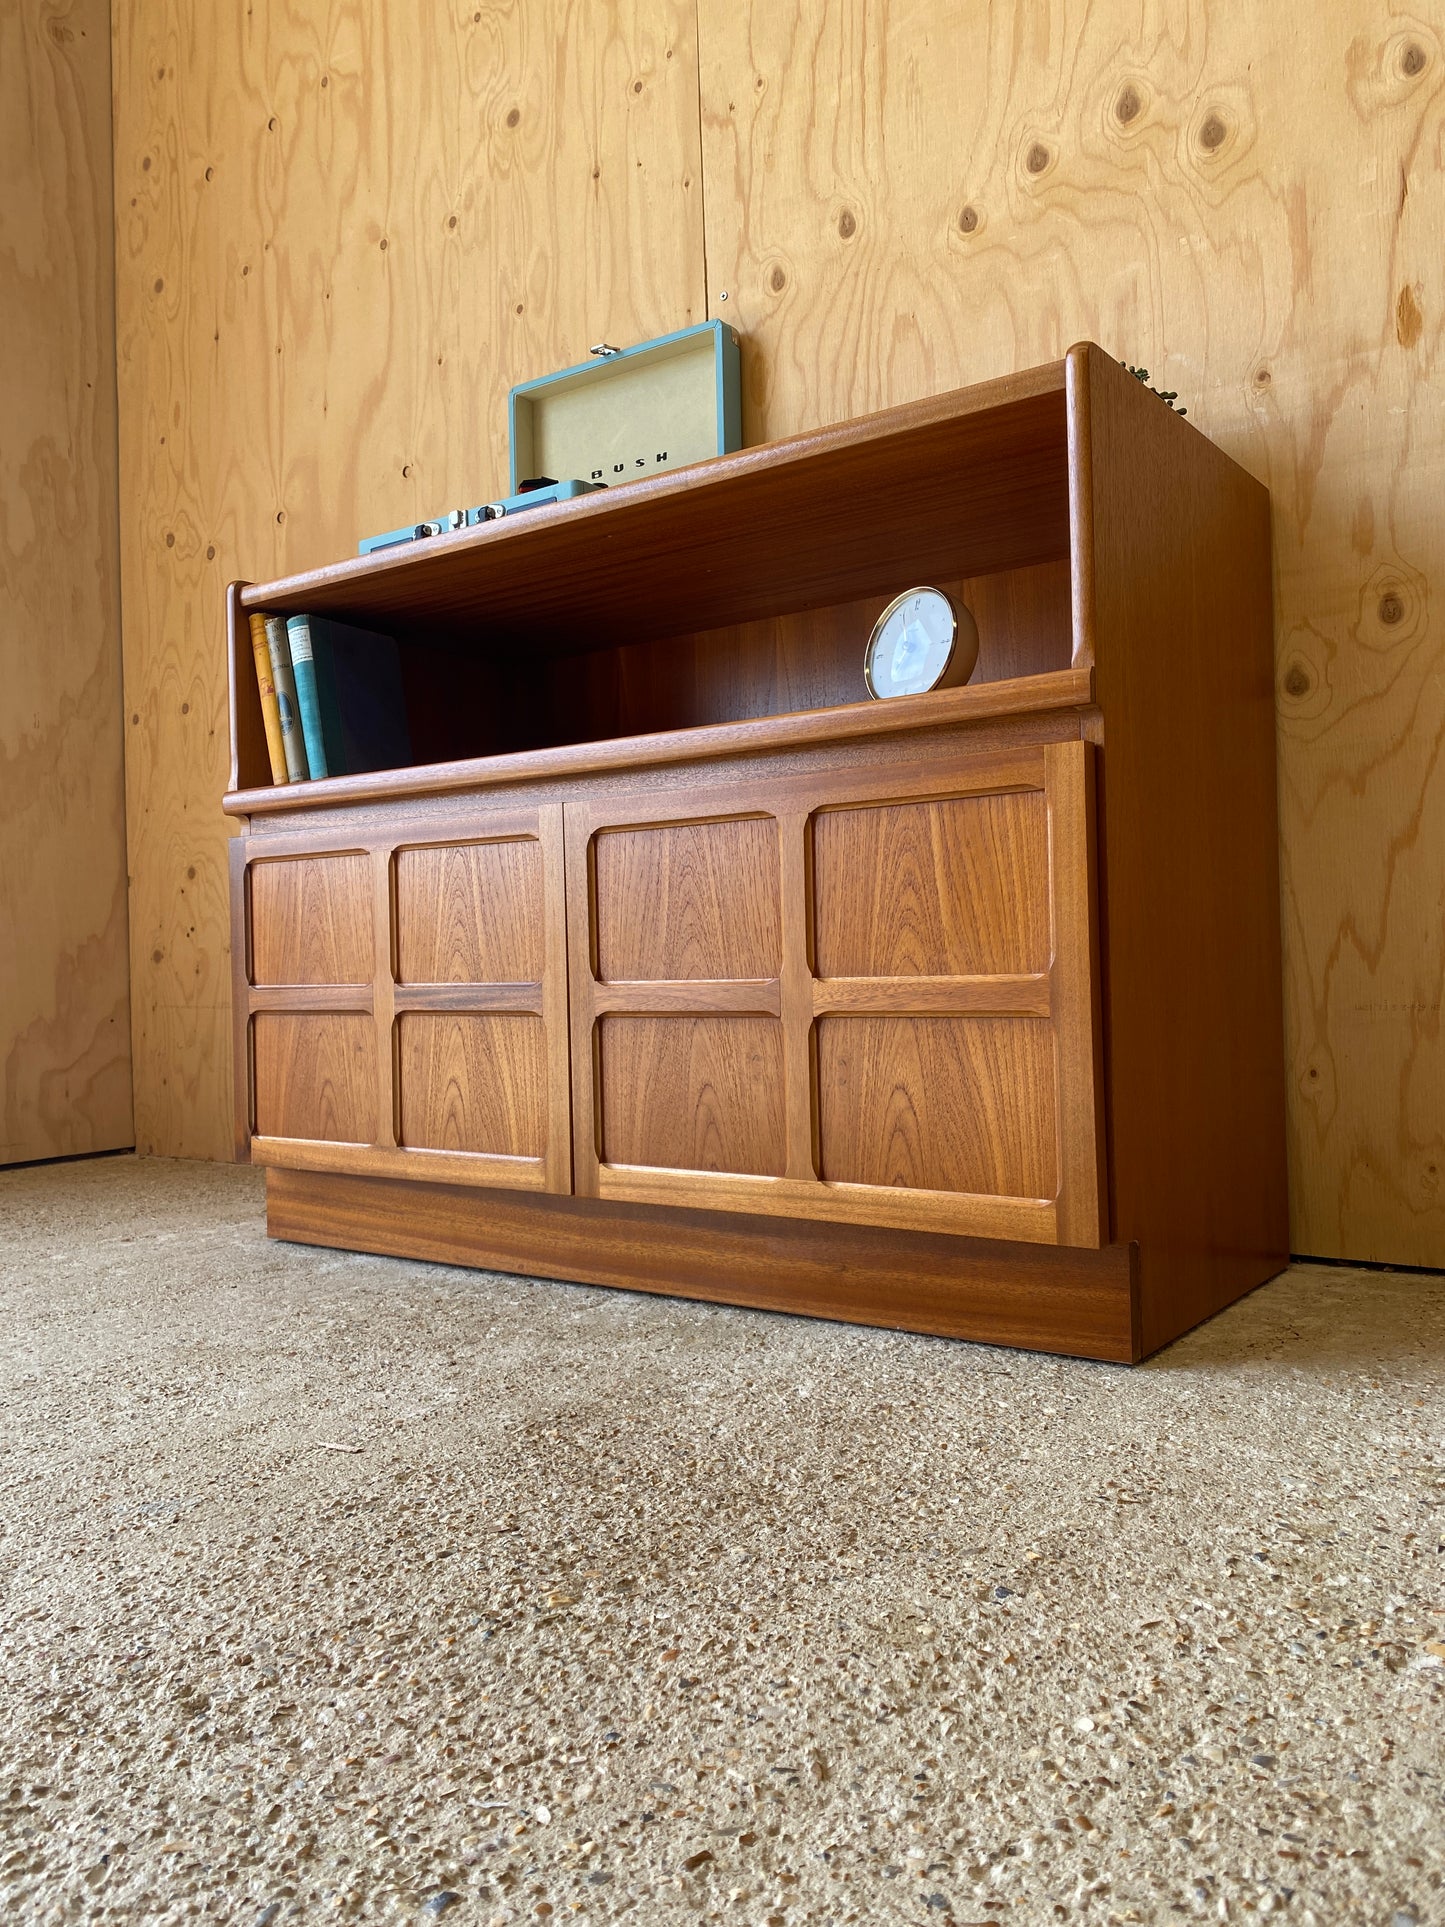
[224,343,1288,1364]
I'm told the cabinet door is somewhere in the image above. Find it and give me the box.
[236,803,571,1194]
[565,741,1103,1247]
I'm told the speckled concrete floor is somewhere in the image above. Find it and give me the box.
[0,1156,1440,1927]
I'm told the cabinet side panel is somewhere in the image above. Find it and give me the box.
[817,1015,1056,1198]
[253,1013,377,1144]
[814,791,1049,977]
[250,855,373,985]
[1083,347,1288,1350]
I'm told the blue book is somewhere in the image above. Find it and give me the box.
[286,614,412,779]
[285,614,345,778]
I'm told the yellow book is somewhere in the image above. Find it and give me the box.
[248,611,289,784]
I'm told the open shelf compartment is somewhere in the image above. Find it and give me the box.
[228,356,1086,804]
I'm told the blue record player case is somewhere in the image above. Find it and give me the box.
[508,320,742,494]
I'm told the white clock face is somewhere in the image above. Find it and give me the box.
[866,588,958,698]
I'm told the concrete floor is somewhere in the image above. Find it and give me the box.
[0,1156,1440,1927]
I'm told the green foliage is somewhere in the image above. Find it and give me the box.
[1121,362,1187,416]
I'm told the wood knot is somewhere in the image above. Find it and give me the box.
[1115,83,1141,124]
[838,208,856,239]
[1396,283,1423,348]
[506,106,520,126]
[1025,141,1051,174]
[769,264,787,292]
[1199,113,1227,152]
[959,205,979,233]
[1401,41,1426,76]
[1283,663,1312,698]
[1378,591,1404,625]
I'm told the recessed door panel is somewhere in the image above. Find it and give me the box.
[398,1011,547,1158]
[813,790,1049,978]
[817,1014,1056,1198]
[250,854,372,986]
[395,839,542,985]
[593,816,781,981]
[599,1014,786,1175]
[252,1012,375,1143]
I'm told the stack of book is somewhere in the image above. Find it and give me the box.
[247,613,413,783]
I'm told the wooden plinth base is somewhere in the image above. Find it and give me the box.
[266,1168,1141,1363]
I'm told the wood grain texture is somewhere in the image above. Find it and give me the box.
[697,1,1443,1265]
[267,1166,1141,1361]
[519,559,1072,752]
[397,1012,547,1159]
[234,802,574,1193]
[395,839,542,985]
[113,0,706,1158]
[1078,346,1287,1344]
[0,0,132,1165]
[593,816,781,981]
[598,1014,786,1176]
[813,791,1050,978]
[249,854,372,986]
[252,1011,376,1143]
[566,739,1102,1245]
[817,1015,1057,1199]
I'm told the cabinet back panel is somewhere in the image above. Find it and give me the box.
[395,839,542,985]
[250,855,372,986]
[817,1015,1056,1199]
[593,818,781,982]
[813,791,1050,979]
[515,559,1071,755]
[397,1012,546,1158]
[253,1012,376,1144]
[599,1014,785,1176]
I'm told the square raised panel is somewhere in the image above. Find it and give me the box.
[598,1015,785,1174]
[817,1015,1056,1199]
[592,817,780,982]
[812,791,1049,978]
[398,1012,546,1158]
[252,1012,376,1143]
[250,854,372,985]
[395,840,542,984]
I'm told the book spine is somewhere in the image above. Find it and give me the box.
[263,615,310,782]
[247,612,289,785]
[311,619,350,777]
[285,614,330,779]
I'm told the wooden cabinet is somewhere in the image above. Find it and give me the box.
[225,344,1288,1362]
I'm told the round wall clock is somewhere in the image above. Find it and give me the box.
[863,586,979,700]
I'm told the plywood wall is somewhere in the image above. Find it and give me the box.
[112,0,1444,1267]
[0,0,132,1166]
[111,0,705,1158]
